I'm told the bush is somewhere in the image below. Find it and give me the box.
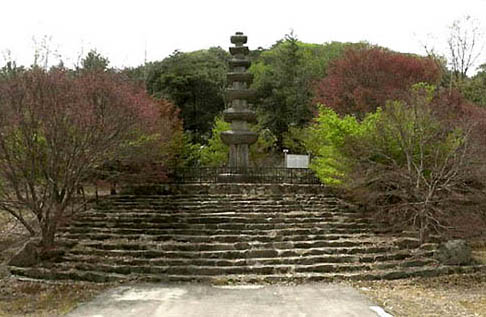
[308,84,486,242]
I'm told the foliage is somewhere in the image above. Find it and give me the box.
[145,47,229,143]
[200,116,276,167]
[200,116,231,167]
[306,106,379,184]
[0,67,179,250]
[314,47,441,118]
[0,61,25,80]
[308,84,486,242]
[250,34,361,149]
[80,50,110,72]
[166,131,202,169]
[462,63,486,107]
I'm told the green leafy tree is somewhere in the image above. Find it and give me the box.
[145,47,229,143]
[200,116,230,167]
[251,33,314,149]
[165,131,202,169]
[463,63,486,107]
[306,106,379,184]
[80,49,110,72]
[251,34,361,149]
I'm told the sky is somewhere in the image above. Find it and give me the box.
[1,0,485,69]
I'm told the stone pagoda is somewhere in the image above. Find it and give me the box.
[221,32,258,169]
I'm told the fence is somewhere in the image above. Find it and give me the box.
[170,167,320,184]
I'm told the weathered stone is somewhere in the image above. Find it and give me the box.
[221,32,257,169]
[226,72,253,84]
[230,32,247,45]
[222,109,257,123]
[229,46,250,56]
[434,239,472,265]
[394,238,421,249]
[8,240,39,267]
[220,130,258,145]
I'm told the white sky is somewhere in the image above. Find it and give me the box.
[1,0,485,69]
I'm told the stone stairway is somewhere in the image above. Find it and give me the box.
[9,189,482,283]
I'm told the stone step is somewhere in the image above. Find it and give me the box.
[94,205,344,213]
[90,208,354,217]
[103,196,339,202]
[42,258,436,276]
[79,210,360,219]
[78,209,356,217]
[106,195,341,201]
[68,239,394,252]
[61,250,434,268]
[11,257,443,280]
[67,245,401,260]
[60,226,378,236]
[56,232,388,244]
[10,189,457,284]
[103,195,340,201]
[63,220,374,231]
[11,264,486,284]
[68,218,371,229]
[9,266,129,283]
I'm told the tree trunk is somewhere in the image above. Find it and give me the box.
[40,221,57,251]
[419,215,429,245]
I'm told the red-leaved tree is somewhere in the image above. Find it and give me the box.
[0,67,180,251]
[314,47,441,118]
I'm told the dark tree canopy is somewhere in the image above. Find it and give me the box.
[145,47,229,143]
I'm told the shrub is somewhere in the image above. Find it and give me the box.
[309,84,486,242]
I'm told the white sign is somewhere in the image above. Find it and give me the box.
[286,154,309,169]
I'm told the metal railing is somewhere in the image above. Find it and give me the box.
[170,167,321,184]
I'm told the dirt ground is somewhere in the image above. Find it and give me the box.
[0,213,109,317]
[2,212,486,316]
[352,273,486,317]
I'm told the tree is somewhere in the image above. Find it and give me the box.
[308,84,486,242]
[80,50,110,72]
[250,34,353,149]
[145,47,229,143]
[462,63,486,107]
[447,16,484,83]
[0,67,179,251]
[314,47,441,118]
